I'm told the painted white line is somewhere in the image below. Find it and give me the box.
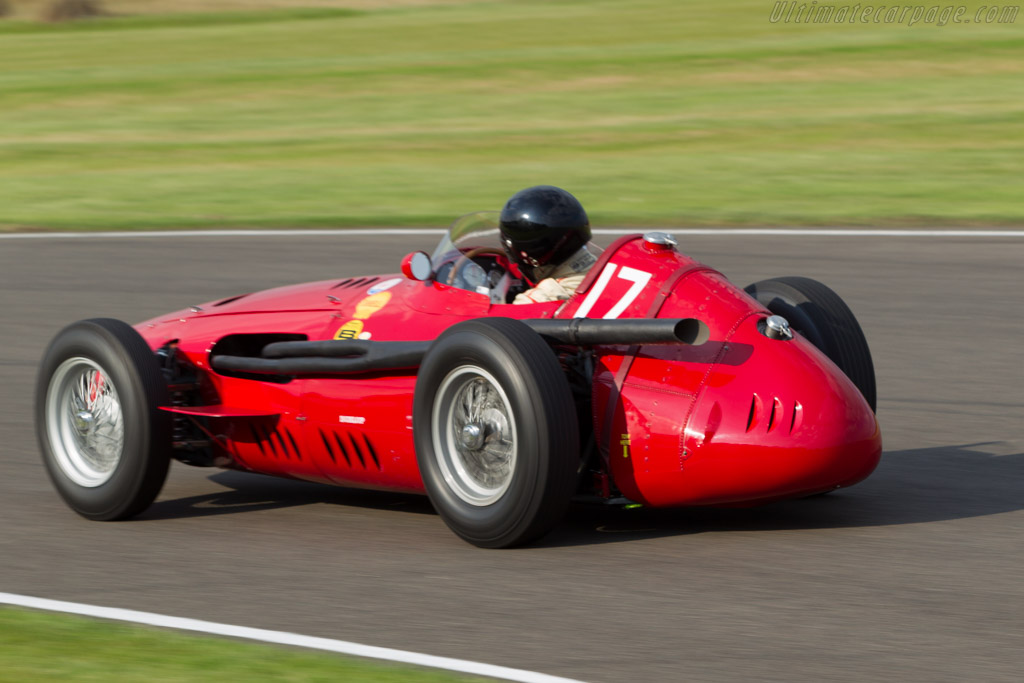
[0,592,586,683]
[2,228,1024,240]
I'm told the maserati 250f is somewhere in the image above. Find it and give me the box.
[36,214,881,547]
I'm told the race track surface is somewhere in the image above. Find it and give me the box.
[2,232,1023,682]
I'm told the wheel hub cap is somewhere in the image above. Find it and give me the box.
[432,366,518,506]
[74,410,95,434]
[459,423,484,450]
[46,358,125,488]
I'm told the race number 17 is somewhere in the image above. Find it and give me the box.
[573,264,652,319]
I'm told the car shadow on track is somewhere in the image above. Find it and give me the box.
[540,441,1024,547]
[145,471,435,520]
[143,443,1023,547]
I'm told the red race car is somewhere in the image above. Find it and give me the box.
[35,212,881,547]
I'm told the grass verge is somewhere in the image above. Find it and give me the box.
[0,0,1021,229]
[0,606,493,682]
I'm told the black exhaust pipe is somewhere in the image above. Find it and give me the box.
[523,317,708,346]
[210,318,707,377]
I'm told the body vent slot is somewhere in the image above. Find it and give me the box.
[272,427,291,460]
[284,428,302,461]
[746,393,762,432]
[333,432,352,466]
[767,397,783,432]
[332,276,379,290]
[348,433,366,468]
[361,434,380,470]
[261,424,281,458]
[249,423,266,456]
[212,293,250,307]
[319,429,336,463]
[789,400,803,434]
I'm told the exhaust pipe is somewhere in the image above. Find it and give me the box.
[523,317,708,346]
[210,318,708,377]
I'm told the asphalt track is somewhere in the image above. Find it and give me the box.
[2,231,1023,682]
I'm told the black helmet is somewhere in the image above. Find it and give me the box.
[499,185,591,283]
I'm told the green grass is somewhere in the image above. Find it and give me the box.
[0,607,492,682]
[0,0,1021,229]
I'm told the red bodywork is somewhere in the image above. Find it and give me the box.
[137,234,881,507]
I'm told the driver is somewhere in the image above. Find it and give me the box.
[499,185,597,304]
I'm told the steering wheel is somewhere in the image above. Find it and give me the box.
[446,247,509,286]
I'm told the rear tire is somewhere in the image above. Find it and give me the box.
[413,318,578,548]
[744,276,876,412]
[36,318,171,520]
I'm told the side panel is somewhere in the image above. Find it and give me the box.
[300,375,422,492]
[139,311,335,484]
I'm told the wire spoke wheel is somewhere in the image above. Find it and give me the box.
[414,318,578,548]
[36,318,171,521]
[46,358,125,487]
[434,366,517,506]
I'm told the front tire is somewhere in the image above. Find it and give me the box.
[36,318,171,520]
[744,276,876,412]
[413,318,578,548]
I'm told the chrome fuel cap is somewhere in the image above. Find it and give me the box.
[764,315,794,340]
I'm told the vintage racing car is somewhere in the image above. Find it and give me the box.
[35,213,881,547]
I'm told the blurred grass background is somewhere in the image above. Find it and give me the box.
[0,606,490,681]
[0,0,1021,229]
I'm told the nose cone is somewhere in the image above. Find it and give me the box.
[637,317,881,508]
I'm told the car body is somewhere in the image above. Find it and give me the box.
[36,213,881,547]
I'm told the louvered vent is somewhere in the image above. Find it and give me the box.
[318,428,381,470]
[332,276,379,290]
[746,394,803,435]
[248,423,303,461]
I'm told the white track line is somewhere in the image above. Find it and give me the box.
[2,228,1024,240]
[0,592,585,683]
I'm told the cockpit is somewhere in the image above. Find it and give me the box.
[429,212,520,304]
[426,211,602,304]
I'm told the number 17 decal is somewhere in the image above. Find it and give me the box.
[573,264,652,319]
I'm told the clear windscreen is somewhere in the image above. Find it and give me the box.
[430,211,503,269]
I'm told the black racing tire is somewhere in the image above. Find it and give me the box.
[413,318,578,548]
[35,318,172,520]
[744,276,876,412]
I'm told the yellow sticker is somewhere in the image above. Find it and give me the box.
[333,320,364,340]
[620,433,631,458]
[354,291,391,319]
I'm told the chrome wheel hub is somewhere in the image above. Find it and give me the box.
[459,423,484,450]
[432,366,517,506]
[73,410,95,434]
[46,358,125,487]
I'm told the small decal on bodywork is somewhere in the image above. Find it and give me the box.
[354,291,392,319]
[367,278,402,295]
[334,320,364,340]
[620,433,631,458]
[338,415,366,425]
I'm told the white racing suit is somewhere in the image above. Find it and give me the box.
[512,246,597,304]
